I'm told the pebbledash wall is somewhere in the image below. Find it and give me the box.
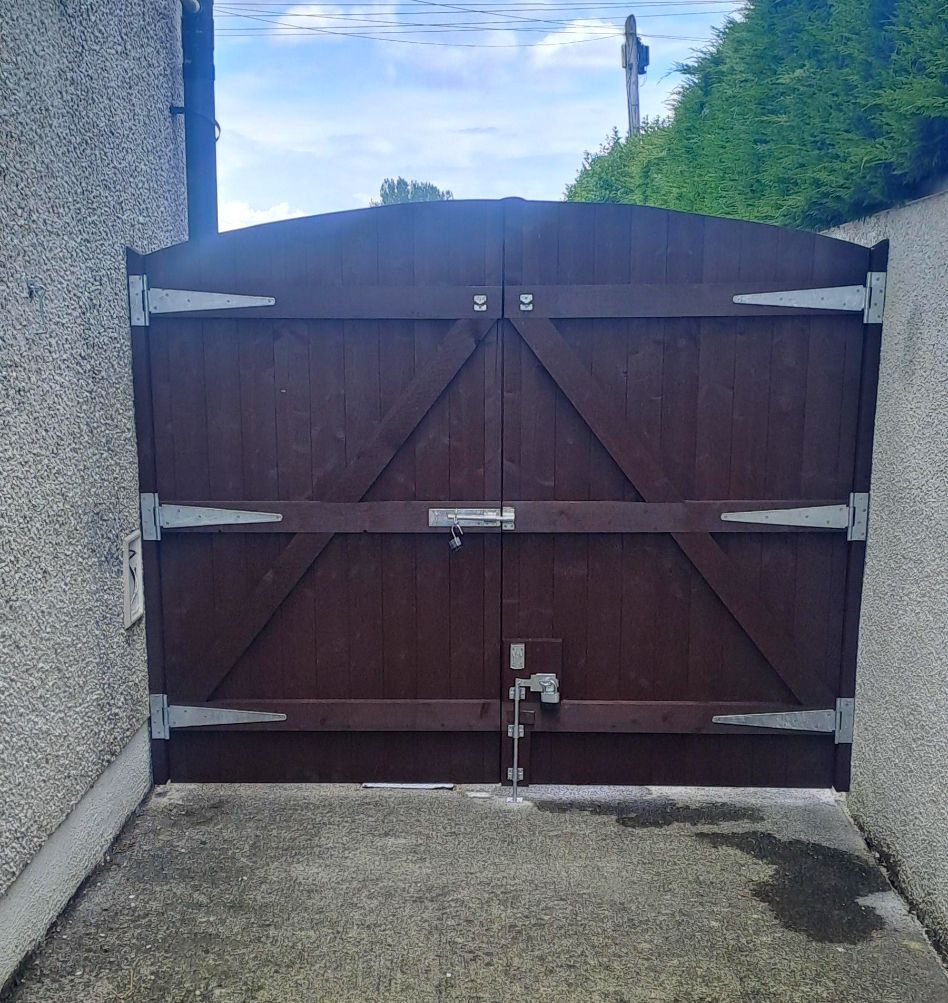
[0,0,186,984]
[827,189,948,954]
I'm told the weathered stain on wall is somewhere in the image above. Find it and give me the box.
[0,0,187,893]
[827,191,948,953]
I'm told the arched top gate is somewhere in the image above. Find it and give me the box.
[129,199,885,789]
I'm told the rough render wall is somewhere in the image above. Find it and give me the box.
[0,1,187,894]
[827,191,948,950]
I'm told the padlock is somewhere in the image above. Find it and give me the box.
[448,521,463,552]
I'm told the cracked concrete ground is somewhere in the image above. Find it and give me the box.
[4,785,948,1003]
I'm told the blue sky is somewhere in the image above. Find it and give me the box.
[213,2,742,229]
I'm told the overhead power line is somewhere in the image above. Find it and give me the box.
[216,6,728,45]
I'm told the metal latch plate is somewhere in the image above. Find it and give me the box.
[428,507,515,530]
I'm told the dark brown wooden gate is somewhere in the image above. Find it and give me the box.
[130,199,882,789]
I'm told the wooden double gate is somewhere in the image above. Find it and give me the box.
[130,199,884,789]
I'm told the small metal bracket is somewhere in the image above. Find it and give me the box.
[140,492,161,541]
[712,697,854,744]
[719,493,869,541]
[847,492,869,541]
[127,275,276,327]
[519,293,534,312]
[733,271,887,323]
[508,724,525,738]
[864,271,886,324]
[150,693,170,740]
[509,642,526,671]
[428,507,515,530]
[140,493,283,540]
[473,293,488,313]
[507,767,524,781]
[150,693,287,740]
[128,274,149,326]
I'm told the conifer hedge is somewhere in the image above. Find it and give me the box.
[566,0,948,228]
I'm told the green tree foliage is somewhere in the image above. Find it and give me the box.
[567,0,948,228]
[372,177,455,205]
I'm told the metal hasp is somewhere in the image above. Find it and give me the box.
[140,493,283,541]
[428,506,515,530]
[510,672,561,706]
[128,274,276,327]
[720,492,869,542]
[732,271,886,323]
[712,698,854,745]
[149,693,287,741]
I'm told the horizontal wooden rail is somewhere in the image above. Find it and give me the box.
[504,283,866,319]
[167,698,829,736]
[163,499,847,535]
[516,701,830,735]
[150,285,503,321]
[182,699,500,732]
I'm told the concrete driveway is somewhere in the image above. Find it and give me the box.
[4,785,947,1002]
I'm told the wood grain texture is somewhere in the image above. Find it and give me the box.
[141,200,874,788]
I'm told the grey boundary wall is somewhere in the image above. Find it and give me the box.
[826,190,948,955]
[0,0,187,984]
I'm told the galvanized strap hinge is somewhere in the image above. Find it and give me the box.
[149,693,287,741]
[140,492,283,541]
[128,274,276,327]
[712,697,854,744]
[733,271,886,324]
[720,492,868,542]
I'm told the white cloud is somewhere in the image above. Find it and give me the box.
[266,3,399,44]
[218,200,308,231]
[529,20,621,71]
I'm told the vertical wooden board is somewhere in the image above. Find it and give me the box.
[800,317,848,497]
[203,320,244,499]
[238,322,280,500]
[659,321,700,498]
[621,321,663,699]
[342,320,383,699]
[481,326,503,704]
[165,322,210,498]
[308,319,348,700]
[272,321,317,698]
[688,319,737,699]
[201,319,250,701]
[650,325,698,699]
[550,379,590,694]
[836,320,867,493]
[448,335,489,699]
[273,322,313,501]
[313,536,351,699]
[758,317,809,676]
[233,322,284,695]
[764,318,809,499]
[309,320,347,498]
[149,323,177,497]
[371,237,420,700]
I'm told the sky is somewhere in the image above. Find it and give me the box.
[213,1,743,230]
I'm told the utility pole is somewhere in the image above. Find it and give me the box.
[622,14,649,137]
